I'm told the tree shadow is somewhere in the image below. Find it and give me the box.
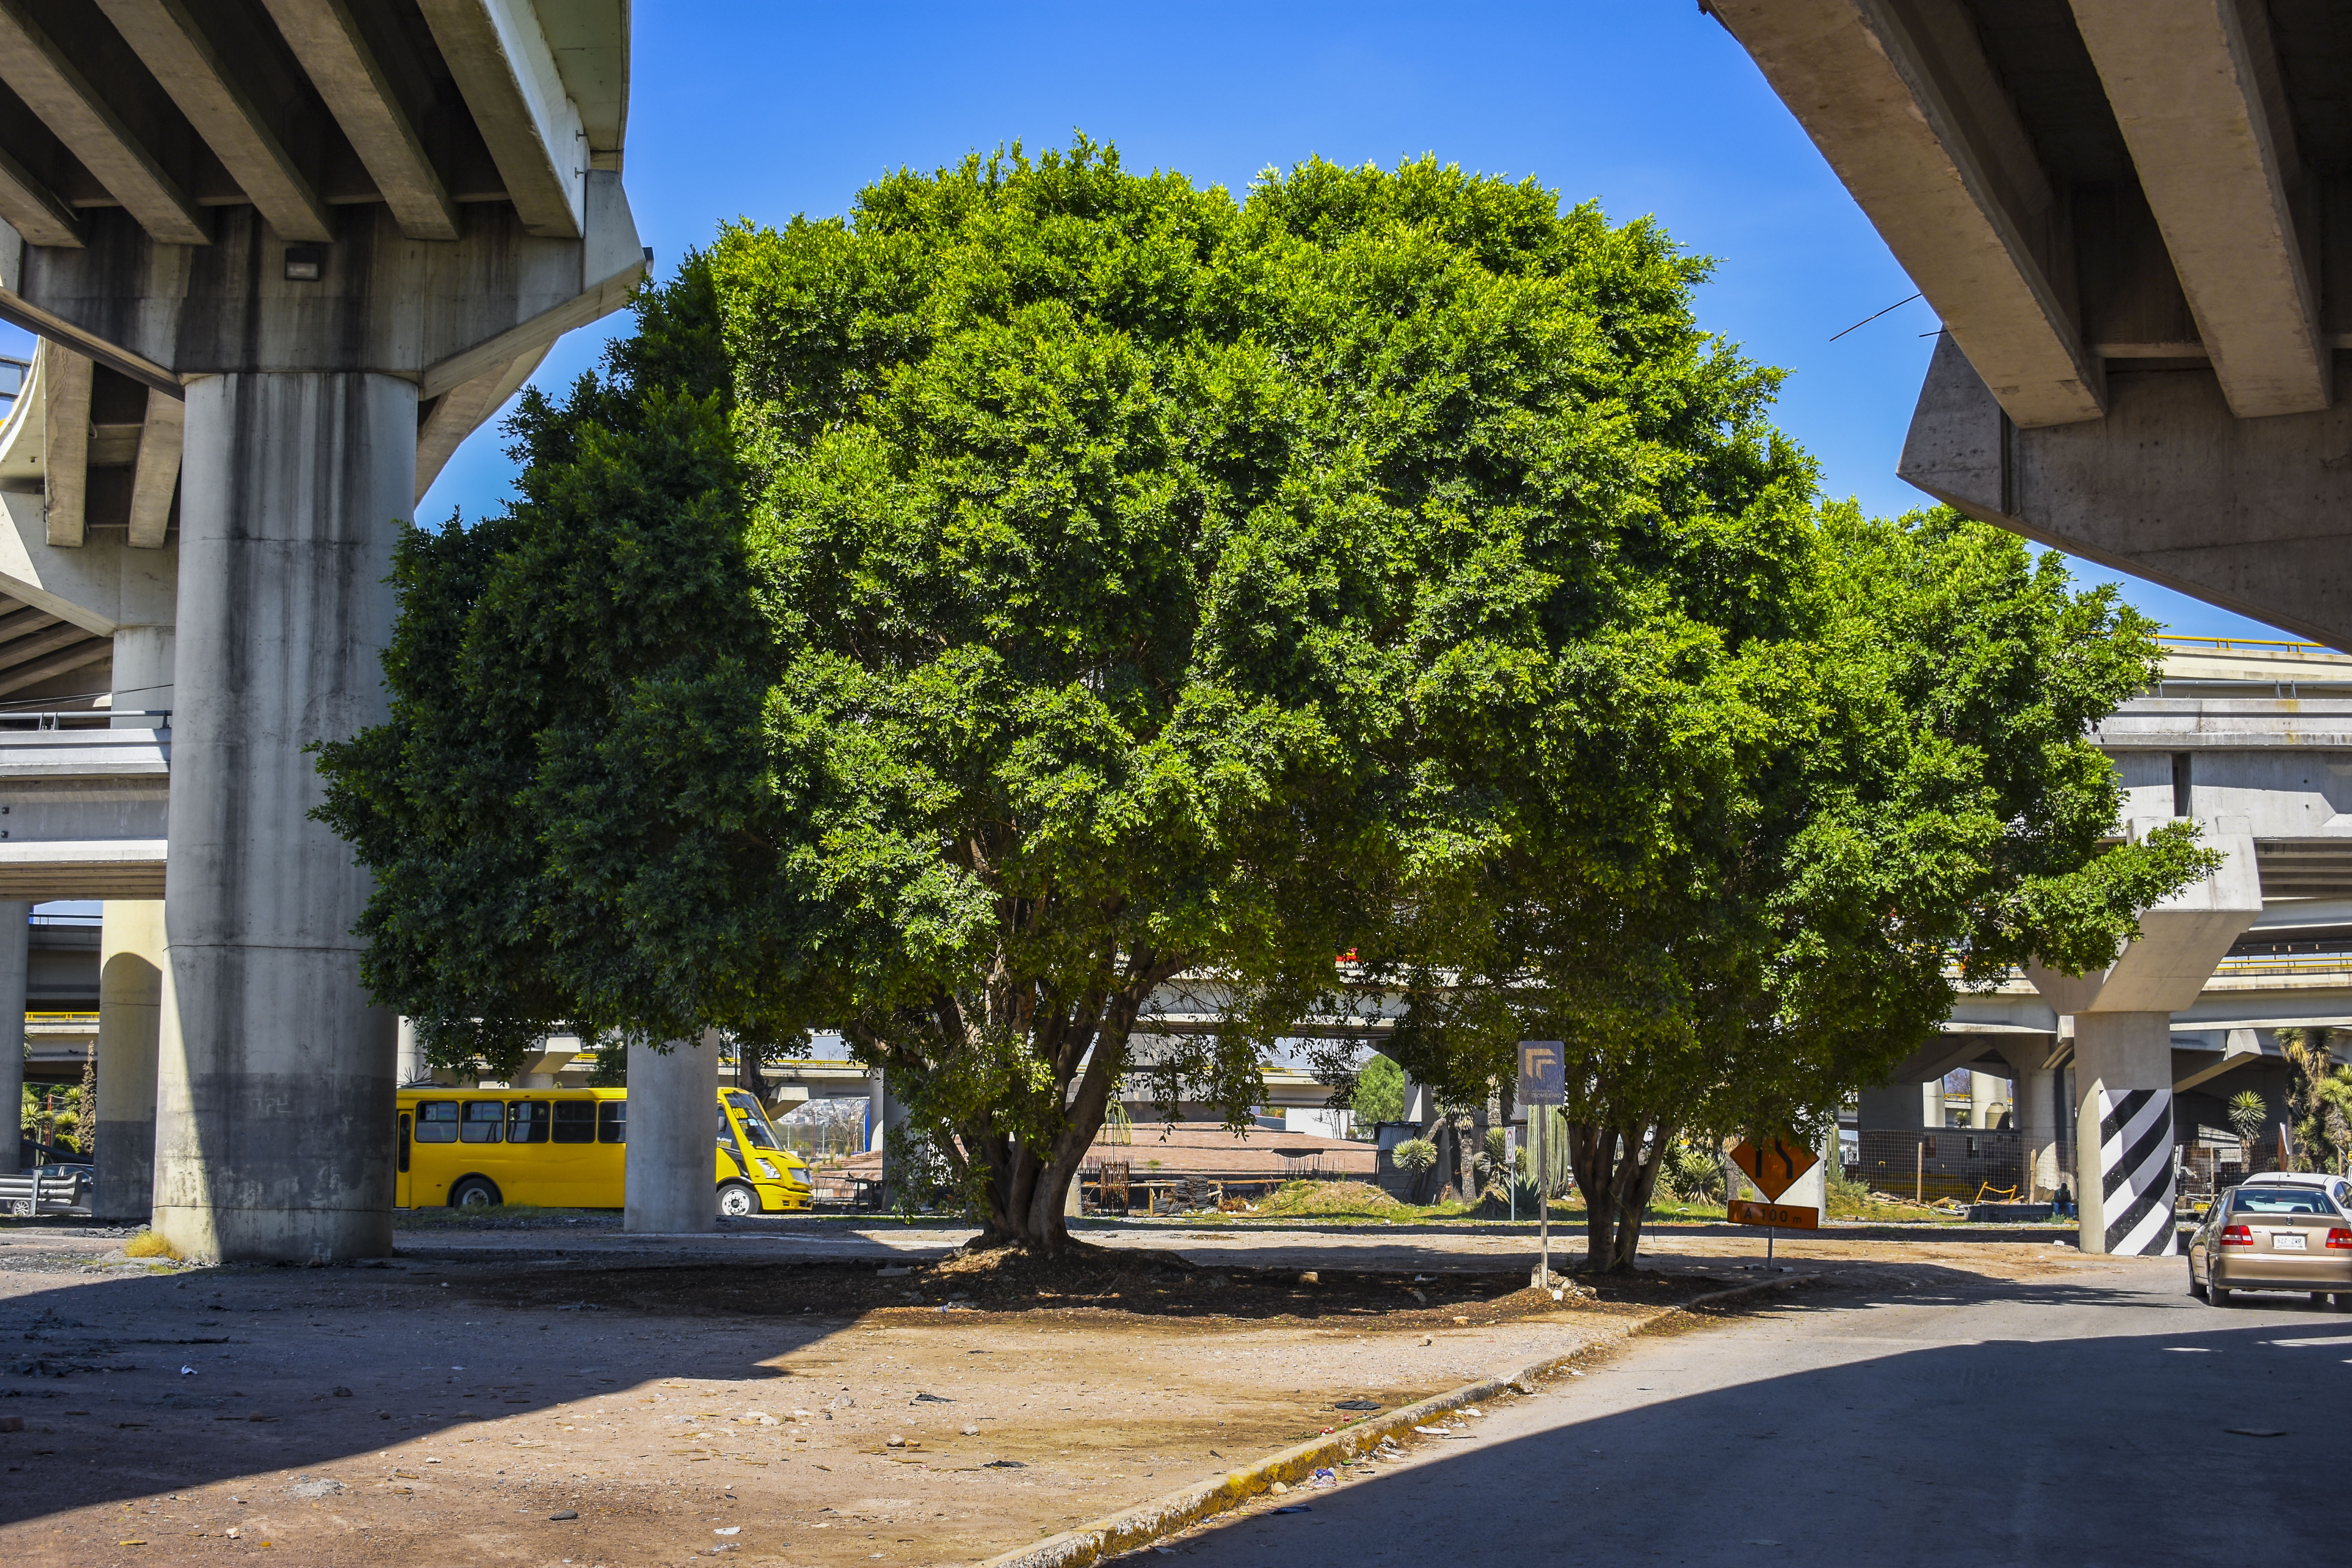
[1131,1274,2352,1564]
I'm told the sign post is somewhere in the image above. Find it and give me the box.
[1517,1041,1565,1292]
[1726,1135,1822,1265]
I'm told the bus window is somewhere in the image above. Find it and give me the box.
[716,1104,739,1151]
[552,1101,595,1144]
[507,1100,550,1144]
[598,1101,626,1144]
[397,1113,411,1172]
[415,1102,459,1143]
[460,1102,504,1143]
[725,1092,784,1150]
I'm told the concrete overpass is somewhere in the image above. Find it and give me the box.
[0,0,643,1259]
[1710,1,2352,650]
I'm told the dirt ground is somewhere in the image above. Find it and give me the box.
[0,1214,2131,1568]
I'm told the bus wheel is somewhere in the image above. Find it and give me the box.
[450,1177,501,1209]
[717,1181,760,1218]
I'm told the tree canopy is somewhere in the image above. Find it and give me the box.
[317,136,2205,1256]
[1372,503,2212,1267]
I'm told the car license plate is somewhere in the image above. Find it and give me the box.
[2274,1232,2308,1251]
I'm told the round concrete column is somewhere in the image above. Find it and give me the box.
[2011,1064,2060,1200]
[625,1034,717,1233]
[0,902,25,1170]
[151,373,410,1263]
[2072,1012,2178,1256]
[94,624,174,1223]
[93,900,165,1222]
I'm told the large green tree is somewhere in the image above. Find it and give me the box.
[321,138,2087,1255]
[1376,504,2214,1270]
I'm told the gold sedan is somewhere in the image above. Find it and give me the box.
[2188,1183,2352,1307]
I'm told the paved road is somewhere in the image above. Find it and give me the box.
[1159,1257,2352,1566]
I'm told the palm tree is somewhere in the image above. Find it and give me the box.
[2226,1089,2268,1170]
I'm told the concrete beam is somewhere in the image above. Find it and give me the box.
[415,344,544,502]
[0,0,207,246]
[1708,0,2103,426]
[0,638,110,695]
[2068,0,2326,417]
[416,171,643,397]
[0,142,78,248]
[0,494,177,637]
[2174,1027,2265,1091]
[0,616,104,670]
[40,342,88,547]
[1883,1032,2010,1085]
[125,387,181,549]
[94,0,335,244]
[416,0,584,239]
[258,0,458,242]
[0,841,167,900]
[1899,335,2352,650]
[2027,818,2263,1014]
[537,0,628,173]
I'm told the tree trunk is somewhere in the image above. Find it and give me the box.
[1453,1111,1475,1202]
[1567,1117,1676,1273]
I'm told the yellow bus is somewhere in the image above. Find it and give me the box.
[393,1086,813,1215]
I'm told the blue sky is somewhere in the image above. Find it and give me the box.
[15,2,2297,641]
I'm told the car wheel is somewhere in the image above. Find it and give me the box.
[717,1181,760,1218]
[2211,1285,2234,1306]
[449,1176,501,1209]
[2188,1268,2207,1300]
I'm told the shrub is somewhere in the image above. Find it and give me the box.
[1660,1142,1724,1203]
[1391,1138,1439,1174]
[122,1230,181,1261]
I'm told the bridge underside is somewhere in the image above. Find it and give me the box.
[1713,0,2352,650]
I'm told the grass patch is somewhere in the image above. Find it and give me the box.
[122,1229,181,1260]
[1249,1180,1415,1219]
[1826,1176,1958,1222]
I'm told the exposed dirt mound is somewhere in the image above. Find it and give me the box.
[1257,1180,1412,1217]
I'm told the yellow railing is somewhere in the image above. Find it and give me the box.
[25,1011,99,1023]
[2159,633,2338,657]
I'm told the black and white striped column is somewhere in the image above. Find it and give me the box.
[2073,1012,2179,1256]
[2092,1086,2174,1256]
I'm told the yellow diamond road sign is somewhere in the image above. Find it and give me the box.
[1730,1136,1818,1201]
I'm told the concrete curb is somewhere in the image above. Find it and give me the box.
[971,1278,1795,1568]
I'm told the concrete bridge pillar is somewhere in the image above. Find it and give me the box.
[150,374,410,1263]
[2004,1058,2062,1201]
[2028,817,2261,1255]
[93,900,165,1223]
[625,1033,717,1234]
[2071,1013,2180,1255]
[0,902,23,1169]
[94,624,174,1223]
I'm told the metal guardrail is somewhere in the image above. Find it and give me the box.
[2212,954,2352,977]
[0,710,171,729]
[0,1170,90,1216]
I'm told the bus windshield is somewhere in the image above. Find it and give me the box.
[726,1093,783,1151]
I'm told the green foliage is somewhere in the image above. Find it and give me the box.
[315,135,2204,1260]
[1390,1137,1439,1174]
[2312,1069,2352,1176]
[1377,505,2213,1270]
[2226,1088,2269,1148]
[321,136,1849,1248]
[1659,1140,1724,1203]
[1351,1055,1406,1126]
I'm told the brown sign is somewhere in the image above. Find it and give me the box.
[1730,1137,1820,1201]
[1727,1198,1819,1230]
